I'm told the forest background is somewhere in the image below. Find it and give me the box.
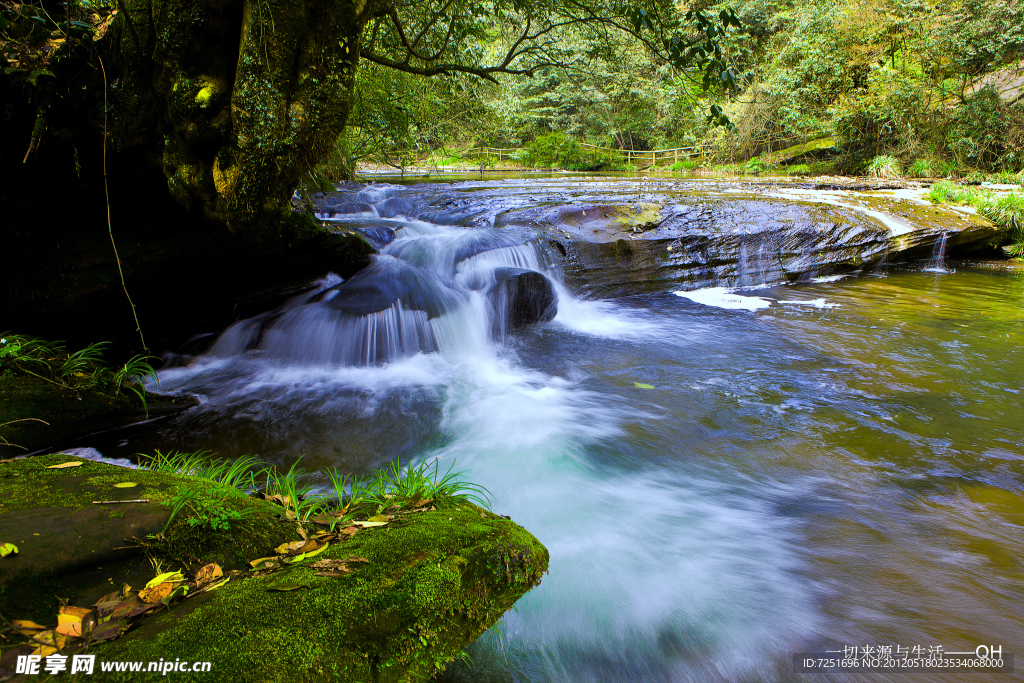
[332,0,1024,179]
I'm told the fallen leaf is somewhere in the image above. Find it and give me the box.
[30,630,66,656]
[112,482,138,488]
[89,618,127,642]
[93,599,121,619]
[0,542,18,557]
[412,498,433,508]
[633,382,656,389]
[46,461,83,469]
[267,581,310,591]
[56,606,93,638]
[145,571,184,589]
[349,520,387,528]
[249,557,280,570]
[275,540,307,556]
[300,542,329,560]
[341,526,359,536]
[161,584,188,606]
[138,582,174,604]
[368,515,391,522]
[10,620,46,636]
[126,601,158,619]
[194,563,223,587]
[204,576,230,592]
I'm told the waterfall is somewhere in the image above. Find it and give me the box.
[201,211,559,367]
[925,231,949,272]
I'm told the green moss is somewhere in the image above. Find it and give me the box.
[93,506,547,682]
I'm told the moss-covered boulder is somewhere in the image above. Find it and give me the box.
[0,454,548,682]
[0,454,289,622]
[95,505,546,682]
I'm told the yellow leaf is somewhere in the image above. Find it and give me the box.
[249,556,280,569]
[301,542,329,560]
[113,482,138,488]
[145,571,184,588]
[11,619,46,636]
[56,606,92,637]
[633,382,656,389]
[204,576,230,592]
[46,461,83,469]
[0,542,18,557]
[349,520,387,528]
[274,540,306,555]
[368,515,390,522]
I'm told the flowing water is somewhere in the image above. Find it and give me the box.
[86,178,1024,682]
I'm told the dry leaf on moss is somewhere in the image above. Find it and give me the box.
[46,461,83,469]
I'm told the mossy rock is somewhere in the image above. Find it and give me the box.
[0,455,549,682]
[93,506,547,682]
[0,454,289,622]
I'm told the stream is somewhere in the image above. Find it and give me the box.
[71,177,1024,681]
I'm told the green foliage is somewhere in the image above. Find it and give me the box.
[518,132,617,170]
[866,154,902,178]
[669,159,699,171]
[946,88,1024,171]
[979,192,1024,256]
[360,458,491,511]
[926,180,989,206]
[786,163,812,176]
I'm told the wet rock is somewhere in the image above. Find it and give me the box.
[322,258,466,319]
[377,196,414,218]
[489,268,557,333]
[355,225,397,248]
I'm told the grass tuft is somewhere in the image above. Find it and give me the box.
[866,155,902,179]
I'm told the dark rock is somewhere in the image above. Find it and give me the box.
[489,268,557,334]
[323,257,466,319]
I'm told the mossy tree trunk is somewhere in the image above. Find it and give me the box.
[118,0,380,235]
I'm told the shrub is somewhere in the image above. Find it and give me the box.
[787,163,812,176]
[866,155,902,178]
[946,88,1024,171]
[908,159,937,178]
[669,159,698,171]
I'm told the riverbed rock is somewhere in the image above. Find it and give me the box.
[489,268,558,333]
[495,185,1004,297]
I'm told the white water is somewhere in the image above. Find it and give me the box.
[154,195,820,680]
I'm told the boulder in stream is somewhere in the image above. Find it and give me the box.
[489,268,558,333]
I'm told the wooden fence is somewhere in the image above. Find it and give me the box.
[460,142,714,168]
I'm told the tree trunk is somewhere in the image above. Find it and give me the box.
[118,0,381,235]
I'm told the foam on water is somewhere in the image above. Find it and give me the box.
[674,286,773,311]
[777,298,841,309]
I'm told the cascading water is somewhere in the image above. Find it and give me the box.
[133,179,1023,683]
[925,231,949,272]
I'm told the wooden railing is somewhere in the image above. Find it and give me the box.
[460,142,714,168]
